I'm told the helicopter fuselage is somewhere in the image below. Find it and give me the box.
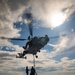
[16,35,49,58]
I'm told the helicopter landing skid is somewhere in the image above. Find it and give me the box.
[16,55,27,59]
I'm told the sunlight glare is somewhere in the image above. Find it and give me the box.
[51,12,66,28]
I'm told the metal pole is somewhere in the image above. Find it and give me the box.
[33,55,37,75]
[33,55,35,68]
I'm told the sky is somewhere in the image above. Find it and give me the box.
[0,0,75,75]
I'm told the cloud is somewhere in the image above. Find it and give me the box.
[46,37,69,58]
[0,0,75,74]
[0,39,24,53]
[37,57,75,72]
[0,0,27,53]
[35,33,75,71]
[0,0,75,47]
[27,0,75,28]
[46,32,75,58]
[0,0,25,38]
[4,0,74,28]
[0,49,75,74]
[60,57,75,71]
[0,0,75,38]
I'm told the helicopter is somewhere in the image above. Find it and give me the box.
[0,13,66,59]
[16,34,49,59]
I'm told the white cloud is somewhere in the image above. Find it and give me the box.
[0,0,75,47]
[0,0,75,39]
[0,0,75,74]
[46,33,75,58]
[46,37,69,58]
[0,0,27,52]
[0,48,75,74]
[29,0,75,28]
[60,57,75,71]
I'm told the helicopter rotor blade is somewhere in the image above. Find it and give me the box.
[49,34,66,39]
[29,22,33,37]
[0,37,27,41]
[25,13,33,37]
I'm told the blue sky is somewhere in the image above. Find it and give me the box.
[0,0,75,75]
